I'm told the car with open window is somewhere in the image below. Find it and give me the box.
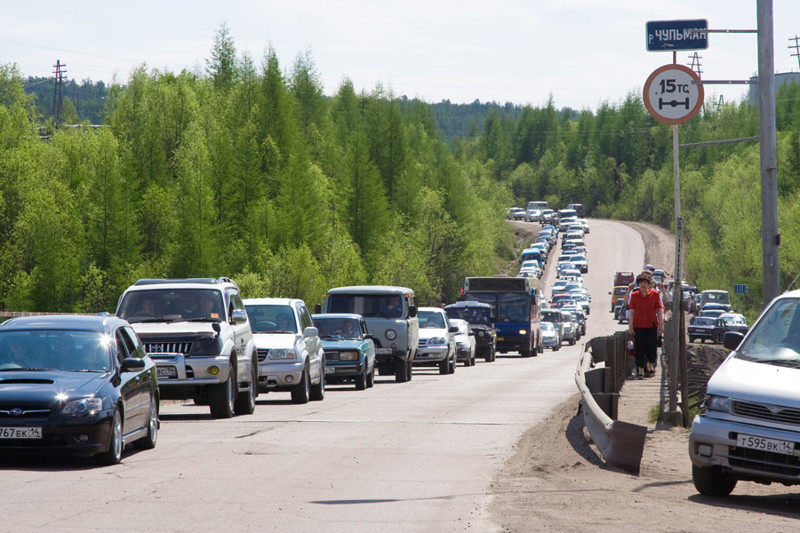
[312,313,375,390]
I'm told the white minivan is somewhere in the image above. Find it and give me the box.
[689,290,800,496]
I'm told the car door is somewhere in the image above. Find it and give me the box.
[227,289,253,383]
[115,327,146,434]
[298,304,322,382]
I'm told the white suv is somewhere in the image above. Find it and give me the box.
[244,298,324,404]
[116,277,258,418]
[415,307,458,374]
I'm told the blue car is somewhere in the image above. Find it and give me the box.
[312,314,376,390]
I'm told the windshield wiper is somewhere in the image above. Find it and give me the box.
[183,317,221,322]
[758,358,800,368]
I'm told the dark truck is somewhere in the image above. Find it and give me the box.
[444,301,497,362]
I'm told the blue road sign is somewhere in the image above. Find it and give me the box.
[734,284,747,294]
[646,19,708,52]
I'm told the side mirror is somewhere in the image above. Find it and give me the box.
[122,358,145,371]
[314,303,322,314]
[408,306,417,318]
[723,331,744,351]
[449,325,459,333]
[231,309,248,325]
[303,326,319,338]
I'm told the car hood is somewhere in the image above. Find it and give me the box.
[0,371,106,403]
[320,339,364,350]
[253,332,300,350]
[131,321,219,336]
[708,356,800,409]
[419,328,448,339]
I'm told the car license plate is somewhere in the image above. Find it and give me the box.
[325,366,335,374]
[157,366,177,379]
[0,427,42,439]
[375,348,392,354]
[736,433,795,455]
[497,337,504,342]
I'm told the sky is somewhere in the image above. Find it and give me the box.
[2,1,800,111]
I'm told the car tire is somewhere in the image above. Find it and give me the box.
[291,365,310,404]
[395,358,409,383]
[97,409,123,466]
[537,342,544,354]
[569,338,576,346]
[439,358,449,375]
[234,362,258,415]
[310,358,326,401]
[355,368,368,390]
[209,369,236,419]
[366,367,375,388]
[406,359,413,381]
[133,395,158,450]
[692,464,736,497]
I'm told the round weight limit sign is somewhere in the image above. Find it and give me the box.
[643,64,704,125]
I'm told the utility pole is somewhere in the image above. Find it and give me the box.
[688,52,703,77]
[757,0,779,306]
[52,60,67,126]
[790,36,800,71]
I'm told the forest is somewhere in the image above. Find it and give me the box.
[2,24,800,320]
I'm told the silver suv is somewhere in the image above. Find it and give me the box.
[116,277,258,418]
[244,298,325,404]
[319,286,419,383]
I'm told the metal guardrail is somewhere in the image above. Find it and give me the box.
[575,334,647,473]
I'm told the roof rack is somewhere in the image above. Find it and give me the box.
[133,278,231,286]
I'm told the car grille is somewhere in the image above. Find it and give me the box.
[419,339,432,348]
[0,408,51,419]
[732,400,800,427]
[728,446,800,477]
[144,341,192,354]
[257,349,269,362]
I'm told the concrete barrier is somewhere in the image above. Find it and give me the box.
[575,338,647,473]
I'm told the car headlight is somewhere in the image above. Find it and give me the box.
[268,348,296,360]
[339,351,358,361]
[429,337,447,345]
[61,397,104,416]
[518,329,528,335]
[704,395,731,413]
[385,329,397,340]
[456,341,465,347]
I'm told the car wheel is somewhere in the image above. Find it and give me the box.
[406,359,413,381]
[483,349,492,362]
[439,358,449,375]
[692,464,736,497]
[97,409,123,466]
[449,355,456,374]
[395,358,409,383]
[209,369,236,418]
[537,342,544,354]
[355,367,368,390]
[133,395,158,450]
[569,338,576,346]
[366,367,375,388]
[234,362,258,415]
[310,358,326,401]
[291,365,310,404]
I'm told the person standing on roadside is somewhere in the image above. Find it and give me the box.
[628,271,665,378]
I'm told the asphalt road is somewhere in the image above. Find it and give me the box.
[0,219,647,532]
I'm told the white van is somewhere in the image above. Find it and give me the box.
[689,289,800,496]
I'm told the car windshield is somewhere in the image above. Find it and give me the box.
[541,322,555,332]
[691,317,716,326]
[326,294,404,318]
[244,305,298,333]
[118,289,224,323]
[314,317,362,339]
[735,297,800,365]
[722,315,747,325]
[0,330,112,372]
[445,307,491,325]
[418,311,446,329]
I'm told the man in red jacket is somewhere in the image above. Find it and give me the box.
[628,271,665,378]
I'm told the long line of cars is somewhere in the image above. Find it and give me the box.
[0,201,590,465]
[516,204,592,351]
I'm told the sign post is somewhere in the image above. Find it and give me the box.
[643,64,703,422]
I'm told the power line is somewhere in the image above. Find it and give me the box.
[53,59,66,126]
[790,36,800,71]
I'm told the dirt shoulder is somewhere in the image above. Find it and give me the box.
[490,220,800,532]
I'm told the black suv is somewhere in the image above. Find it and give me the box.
[444,301,496,362]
